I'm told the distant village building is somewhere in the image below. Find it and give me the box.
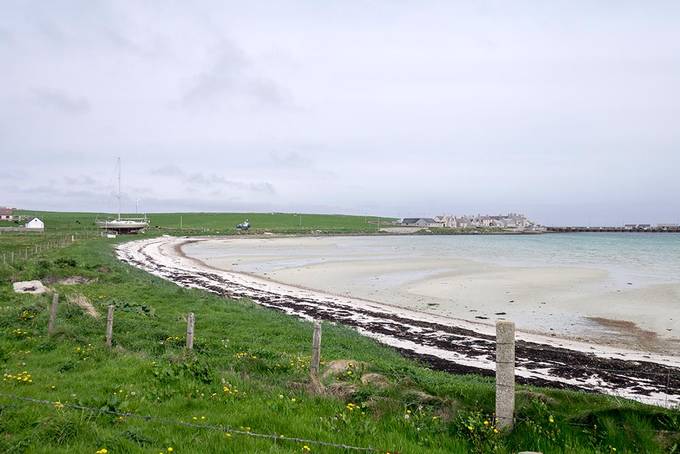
[24,217,44,231]
[438,213,542,231]
[400,218,444,228]
[657,223,679,230]
[0,207,15,221]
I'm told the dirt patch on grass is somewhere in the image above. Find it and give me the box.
[67,294,99,319]
[44,276,95,286]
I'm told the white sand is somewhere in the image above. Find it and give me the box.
[184,236,680,353]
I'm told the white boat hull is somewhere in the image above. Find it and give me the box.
[97,219,149,233]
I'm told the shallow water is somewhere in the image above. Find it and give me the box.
[183,233,680,348]
[189,233,680,288]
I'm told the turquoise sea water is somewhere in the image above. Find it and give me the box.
[192,233,680,287]
[382,233,680,286]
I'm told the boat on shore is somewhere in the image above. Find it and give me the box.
[96,157,149,234]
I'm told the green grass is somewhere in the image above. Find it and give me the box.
[12,210,395,235]
[0,213,678,453]
[0,210,395,268]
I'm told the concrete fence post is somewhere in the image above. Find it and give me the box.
[310,321,322,377]
[48,293,59,336]
[186,312,195,350]
[495,320,515,430]
[106,305,114,348]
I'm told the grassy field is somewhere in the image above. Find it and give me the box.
[10,210,395,234]
[0,212,678,453]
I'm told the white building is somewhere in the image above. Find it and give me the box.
[0,207,14,220]
[24,217,44,230]
[438,213,539,231]
[400,218,445,228]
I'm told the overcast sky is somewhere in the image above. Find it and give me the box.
[1,1,679,225]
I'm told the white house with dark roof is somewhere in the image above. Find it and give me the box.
[24,217,44,230]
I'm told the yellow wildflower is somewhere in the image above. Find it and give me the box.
[302,446,311,452]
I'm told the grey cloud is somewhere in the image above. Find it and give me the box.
[0,27,11,45]
[0,169,26,180]
[185,172,275,194]
[151,165,275,194]
[102,28,165,59]
[33,88,91,115]
[151,165,184,177]
[269,151,313,168]
[2,2,680,223]
[181,42,289,109]
[64,175,96,186]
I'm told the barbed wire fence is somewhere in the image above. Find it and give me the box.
[0,304,678,452]
[0,392,380,452]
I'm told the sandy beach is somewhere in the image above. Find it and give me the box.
[116,235,680,407]
[183,236,680,354]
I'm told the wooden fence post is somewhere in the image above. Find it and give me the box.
[106,305,114,347]
[310,321,322,377]
[496,320,516,430]
[186,312,195,350]
[48,293,59,336]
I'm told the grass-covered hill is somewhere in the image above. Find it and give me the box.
[0,212,678,453]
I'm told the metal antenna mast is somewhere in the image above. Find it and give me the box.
[117,157,122,220]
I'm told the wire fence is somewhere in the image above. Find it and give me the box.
[0,230,99,266]
[0,392,380,452]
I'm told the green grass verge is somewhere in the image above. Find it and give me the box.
[0,215,678,453]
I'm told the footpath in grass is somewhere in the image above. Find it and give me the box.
[0,236,678,453]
